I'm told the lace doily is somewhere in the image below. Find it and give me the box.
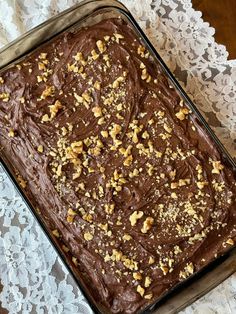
[0,0,235,313]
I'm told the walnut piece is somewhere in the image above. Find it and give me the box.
[133,272,142,280]
[226,238,234,245]
[96,40,106,53]
[52,229,60,238]
[123,155,133,167]
[8,129,15,137]
[144,276,152,288]
[211,160,224,174]
[84,232,93,241]
[144,293,153,300]
[141,217,154,233]
[40,85,55,99]
[175,107,189,120]
[129,211,144,226]
[94,81,101,90]
[197,181,208,189]
[49,100,63,119]
[137,285,145,297]
[0,92,9,102]
[37,145,44,153]
[92,106,102,118]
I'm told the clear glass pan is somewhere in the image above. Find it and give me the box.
[0,1,235,313]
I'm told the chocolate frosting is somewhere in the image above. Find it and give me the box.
[0,18,236,314]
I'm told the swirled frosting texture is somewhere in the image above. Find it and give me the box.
[0,18,236,314]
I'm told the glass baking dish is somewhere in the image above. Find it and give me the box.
[0,0,236,313]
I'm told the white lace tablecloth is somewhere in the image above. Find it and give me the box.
[0,0,236,313]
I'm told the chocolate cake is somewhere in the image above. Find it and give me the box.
[0,18,235,313]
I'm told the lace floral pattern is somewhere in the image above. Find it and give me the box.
[0,0,235,313]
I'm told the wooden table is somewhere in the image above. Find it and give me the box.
[192,0,236,60]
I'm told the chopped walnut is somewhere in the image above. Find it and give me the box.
[104,35,110,42]
[109,123,122,141]
[38,62,46,71]
[141,217,154,233]
[19,97,25,104]
[142,131,149,139]
[49,100,63,119]
[197,181,208,189]
[133,272,142,280]
[74,93,84,103]
[179,178,190,186]
[212,180,225,192]
[82,92,92,103]
[112,75,126,89]
[39,53,47,60]
[163,123,172,133]
[67,215,74,223]
[124,155,133,167]
[144,276,152,288]
[226,238,234,245]
[94,81,101,90]
[137,285,145,297]
[8,129,15,137]
[96,40,105,53]
[140,62,146,69]
[116,103,123,111]
[123,234,132,241]
[119,145,132,158]
[67,63,79,73]
[144,293,153,300]
[175,107,189,120]
[73,52,87,66]
[137,45,146,57]
[91,49,99,60]
[171,182,178,189]
[0,92,10,102]
[101,130,108,138]
[160,265,169,275]
[72,256,78,266]
[40,85,55,99]
[98,223,108,232]
[210,160,224,174]
[73,52,83,61]
[92,106,102,117]
[186,262,194,274]
[71,141,83,154]
[37,145,44,153]
[170,192,178,199]
[174,245,182,255]
[141,68,149,80]
[156,151,163,158]
[98,117,105,125]
[148,256,155,264]
[62,245,69,252]
[113,33,124,43]
[52,229,60,237]
[41,114,50,123]
[68,208,77,216]
[17,174,27,189]
[104,203,115,214]
[129,211,144,226]
[180,262,194,279]
[56,164,62,177]
[84,232,93,241]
